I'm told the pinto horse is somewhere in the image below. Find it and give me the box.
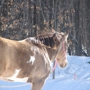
[0,31,68,90]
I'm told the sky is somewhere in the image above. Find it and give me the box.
[0,56,90,90]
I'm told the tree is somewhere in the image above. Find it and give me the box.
[0,0,90,56]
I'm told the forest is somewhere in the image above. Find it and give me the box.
[0,0,90,56]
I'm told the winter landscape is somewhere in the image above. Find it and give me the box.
[0,55,90,90]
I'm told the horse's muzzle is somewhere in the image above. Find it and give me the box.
[60,60,68,68]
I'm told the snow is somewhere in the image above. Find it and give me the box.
[0,56,90,90]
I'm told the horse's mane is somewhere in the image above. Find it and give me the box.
[36,33,55,48]
[26,32,63,48]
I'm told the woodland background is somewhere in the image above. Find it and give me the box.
[0,0,90,56]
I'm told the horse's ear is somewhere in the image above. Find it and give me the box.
[64,30,69,38]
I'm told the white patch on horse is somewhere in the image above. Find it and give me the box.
[27,56,35,65]
[7,69,29,82]
[29,37,39,43]
[29,37,35,41]
[10,69,20,78]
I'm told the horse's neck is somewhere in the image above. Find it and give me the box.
[46,48,57,62]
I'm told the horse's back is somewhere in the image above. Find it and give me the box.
[0,36,50,84]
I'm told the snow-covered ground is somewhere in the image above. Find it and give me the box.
[0,56,90,90]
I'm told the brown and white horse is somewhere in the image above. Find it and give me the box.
[0,31,68,90]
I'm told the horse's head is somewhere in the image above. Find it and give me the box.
[54,31,69,68]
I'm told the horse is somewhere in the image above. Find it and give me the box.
[0,31,68,90]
